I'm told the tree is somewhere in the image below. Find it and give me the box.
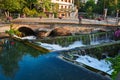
[25,0,38,10]
[0,0,25,17]
[74,0,81,9]
[84,0,96,18]
[84,0,96,13]
[95,0,104,14]
[95,0,120,15]
[42,0,52,12]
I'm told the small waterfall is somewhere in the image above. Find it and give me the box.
[61,48,87,60]
[59,47,113,76]
[39,31,114,47]
[89,31,114,45]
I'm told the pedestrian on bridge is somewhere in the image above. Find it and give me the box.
[78,15,82,24]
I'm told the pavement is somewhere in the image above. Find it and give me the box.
[11,17,118,26]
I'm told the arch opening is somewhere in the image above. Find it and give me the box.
[18,27,36,37]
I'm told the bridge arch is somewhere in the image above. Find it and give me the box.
[17,26,36,36]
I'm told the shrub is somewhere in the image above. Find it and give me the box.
[107,55,120,80]
[22,7,39,17]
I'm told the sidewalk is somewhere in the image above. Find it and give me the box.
[12,17,117,26]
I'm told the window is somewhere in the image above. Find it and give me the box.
[65,6,67,9]
[69,0,71,3]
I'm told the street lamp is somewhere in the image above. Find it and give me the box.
[104,8,108,19]
[116,10,119,25]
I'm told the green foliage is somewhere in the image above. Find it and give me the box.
[24,0,38,10]
[78,0,120,16]
[84,0,96,11]
[43,0,52,11]
[74,0,81,9]
[53,3,59,14]
[0,0,24,12]
[23,7,39,17]
[5,24,22,37]
[39,12,47,17]
[107,55,120,80]
[86,6,94,19]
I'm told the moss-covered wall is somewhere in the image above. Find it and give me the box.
[84,41,120,59]
[60,40,120,60]
[37,31,114,47]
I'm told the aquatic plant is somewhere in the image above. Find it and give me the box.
[5,24,23,37]
[107,55,120,80]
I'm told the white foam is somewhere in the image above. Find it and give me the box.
[21,36,36,40]
[26,37,113,75]
[13,35,36,40]
[39,41,85,51]
[38,39,112,51]
[76,55,113,75]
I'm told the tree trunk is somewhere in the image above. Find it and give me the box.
[4,11,10,17]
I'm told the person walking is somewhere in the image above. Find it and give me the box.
[78,15,82,24]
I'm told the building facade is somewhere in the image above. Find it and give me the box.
[51,0,76,18]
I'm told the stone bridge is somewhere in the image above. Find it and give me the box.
[0,20,119,38]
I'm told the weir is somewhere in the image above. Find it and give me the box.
[36,31,114,47]
[1,31,117,79]
[57,40,120,78]
[59,40,120,59]
[32,31,118,77]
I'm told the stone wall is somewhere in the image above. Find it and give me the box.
[60,40,120,59]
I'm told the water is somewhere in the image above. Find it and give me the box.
[38,31,114,47]
[76,55,113,75]
[37,41,85,51]
[0,39,110,80]
[37,39,112,51]
[37,40,113,75]
[33,33,114,76]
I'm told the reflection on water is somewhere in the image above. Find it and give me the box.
[0,38,110,80]
[0,38,46,79]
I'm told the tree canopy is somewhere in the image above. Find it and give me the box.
[0,0,54,17]
[0,0,22,12]
[78,0,120,16]
[0,0,120,18]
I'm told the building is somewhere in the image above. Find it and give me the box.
[51,0,76,18]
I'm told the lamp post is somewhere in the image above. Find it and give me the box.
[115,0,119,25]
[116,10,119,25]
[104,8,108,19]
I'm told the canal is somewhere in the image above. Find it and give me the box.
[0,32,112,80]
